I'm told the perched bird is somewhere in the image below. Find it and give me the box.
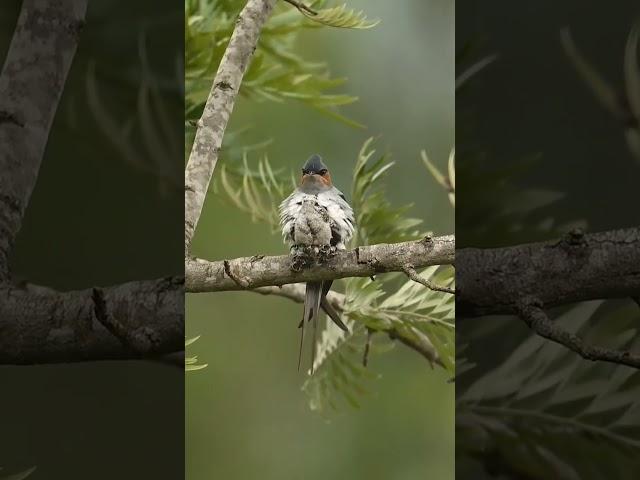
[279,154,356,373]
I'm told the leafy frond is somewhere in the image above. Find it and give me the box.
[456,153,586,246]
[457,301,640,479]
[213,154,292,232]
[422,148,455,207]
[300,3,380,30]
[561,25,640,162]
[185,0,364,137]
[305,265,455,414]
[351,138,424,245]
[186,336,208,371]
[0,467,37,480]
[86,36,182,192]
[456,54,498,91]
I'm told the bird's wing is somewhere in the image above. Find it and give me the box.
[317,187,356,247]
[279,190,304,244]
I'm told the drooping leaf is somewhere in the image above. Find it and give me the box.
[457,301,640,479]
[300,3,380,30]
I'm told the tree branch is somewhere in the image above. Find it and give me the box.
[517,298,640,369]
[402,263,455,294]
[282,0,317,16]
[186,235,455,292]
[0,278,184,365]
[457,227,640,317]
[0,0,88,281]
[184,0,277,253]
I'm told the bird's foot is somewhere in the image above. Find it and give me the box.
[318,244,336,263]
[290,245,314,272]
[290,244,335,271]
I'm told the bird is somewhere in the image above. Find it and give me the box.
[279,154,356,373]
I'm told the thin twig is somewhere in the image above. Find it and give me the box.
[402,264,455,294]
[388,327,444,367]
[282,0,317,16]
[517,298,640,370]
[363,327,373,367]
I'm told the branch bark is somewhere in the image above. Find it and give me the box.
[184,0,277,253]
[0,1,187,366]
[186,235,455,292]
[0,0,88,281]
[457,227,640,317]
[0,277,184,365]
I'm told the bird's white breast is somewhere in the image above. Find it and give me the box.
[279,187,355,249]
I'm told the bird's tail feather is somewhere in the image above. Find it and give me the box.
[298,281,349,373]
[297,281,349,333]
[300,281,322,374]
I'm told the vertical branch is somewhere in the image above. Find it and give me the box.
[0,0,88,281]
[184,0,277,253]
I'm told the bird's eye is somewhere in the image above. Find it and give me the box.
[302,169,309,175]
[319,169,328,175]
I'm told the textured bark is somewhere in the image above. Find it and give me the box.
[0,0,87,281]
[0,277,184,365]
[457,227,640,317]
[184,0,277,252]
[186,235,455,292]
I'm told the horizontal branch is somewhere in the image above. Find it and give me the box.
[457,227,640,317]
[186,235,455,292]
[0,277,184,365]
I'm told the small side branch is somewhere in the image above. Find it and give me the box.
[402,264,454,294]
[184,0,277,253]
[518,299,640,369]
[282,0,317,16]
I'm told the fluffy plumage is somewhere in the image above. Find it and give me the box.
[278,155,356,373]
[279,181,355,250]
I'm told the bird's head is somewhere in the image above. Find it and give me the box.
[301,154,332,186]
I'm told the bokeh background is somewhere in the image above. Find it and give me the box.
[187,1,454,479]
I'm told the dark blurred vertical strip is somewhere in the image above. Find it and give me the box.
[0,1,184,479]
[457,1,640,479]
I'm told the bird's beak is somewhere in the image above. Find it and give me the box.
[301,173,320,184]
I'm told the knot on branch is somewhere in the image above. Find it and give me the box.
[223,260,251,288]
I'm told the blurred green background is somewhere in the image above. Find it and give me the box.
[187,1,454,479]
